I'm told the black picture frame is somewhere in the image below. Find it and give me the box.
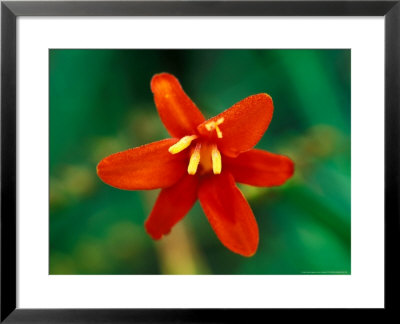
[1,0,399,322]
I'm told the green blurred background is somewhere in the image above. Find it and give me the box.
[49,49,351,275]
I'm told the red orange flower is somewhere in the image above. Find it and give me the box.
[97,73,294,256]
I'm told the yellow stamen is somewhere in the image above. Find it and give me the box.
[188,143,201,175]
[211,145,222,174]
[168,135,197,154]
[205,117,224,138]
[215,125,223,139]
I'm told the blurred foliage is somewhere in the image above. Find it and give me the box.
[50,49,350,275]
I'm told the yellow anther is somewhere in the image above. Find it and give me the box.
[205,118,224,138]
[211,145,222,174]
[168,135,198,154]
[188,143,201,175]
[216,117,224,125]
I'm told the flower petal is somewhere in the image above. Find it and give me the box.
[224,149,294,187]
[151,73,205,137]
[198,172,259,257]
[145,174,198,239]
[97,139,187,190]
[197,94,274,157]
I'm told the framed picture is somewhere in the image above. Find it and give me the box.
[1,0,398,321]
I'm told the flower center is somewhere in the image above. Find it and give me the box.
[168,136,222,176]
